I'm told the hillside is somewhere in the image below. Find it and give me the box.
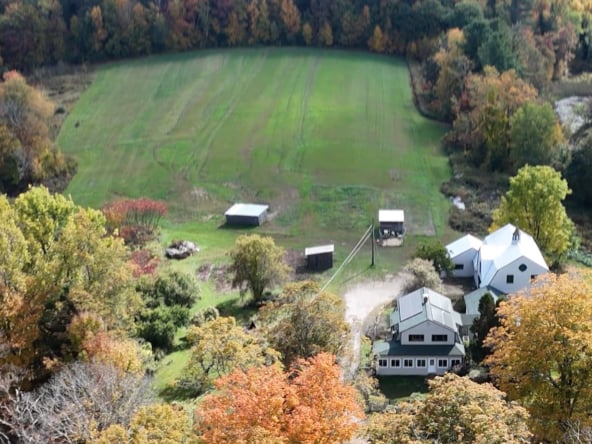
[58,48,450,243]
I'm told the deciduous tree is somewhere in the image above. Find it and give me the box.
[509,101,564,172]
[228,234,290,302]
[259,281,350,366]
[0,361,153,443]
[364,373,531,444]
[0,187,140,380]
[94,403,196,443]
[484,272,592,441]
[179,316,280,395]
[490,165,576,264]
[195,353,364,443]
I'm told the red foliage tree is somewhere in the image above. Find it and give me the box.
[102,198,167,246]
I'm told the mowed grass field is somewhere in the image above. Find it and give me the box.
[59,48,451,260]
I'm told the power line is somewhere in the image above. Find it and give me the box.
[321,224,373,292]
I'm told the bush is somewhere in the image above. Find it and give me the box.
[403,258,441,293]
[190,306,219,327]
[152,272,199,308]
[413,239,453,275]
[102,198,167,246]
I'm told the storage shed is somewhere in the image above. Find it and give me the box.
[305,244,334,271]
[378,209,405,238]
[224,203,269,226]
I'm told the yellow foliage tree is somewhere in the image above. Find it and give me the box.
[364,373,531,443]
[484,271,592,441]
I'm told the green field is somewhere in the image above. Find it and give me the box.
[58,48,451,250]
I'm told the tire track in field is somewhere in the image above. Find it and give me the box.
[266,59,305,174]
[285,56,319,173]
[194,49,269,179]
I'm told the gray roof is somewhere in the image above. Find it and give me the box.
[225,203,269,217]
[373,340,465,357]
[392,288,462,332]
[464,286,501,316]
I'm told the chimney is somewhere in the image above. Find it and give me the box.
[512,227,520,244]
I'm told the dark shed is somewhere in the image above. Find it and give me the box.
[225,203,269,226]
[305,244,334,271]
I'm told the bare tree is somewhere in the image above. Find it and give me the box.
[0,361,153,443]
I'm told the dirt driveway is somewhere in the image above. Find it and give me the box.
[343,273,409,378]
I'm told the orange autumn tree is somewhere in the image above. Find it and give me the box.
[195,353,364,443]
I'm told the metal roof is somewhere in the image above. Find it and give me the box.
[446,234,482,259]
[464,286,501,316]
[477,224,549,287]
[393,288,463,332]
[224,203,269,217]
[378,209,404,223]
[373,340,465,357]
[305,244,334,256]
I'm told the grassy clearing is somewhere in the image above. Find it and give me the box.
[59,48,451,249]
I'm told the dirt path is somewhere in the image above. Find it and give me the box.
[343,273,409,378]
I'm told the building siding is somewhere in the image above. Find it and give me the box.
[488,257,548,294]
[401,321,456,346]
[451,249,477,278]
[376,355,463,376]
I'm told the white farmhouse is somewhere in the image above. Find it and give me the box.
[446,224,549,295]
[373,287,465,376]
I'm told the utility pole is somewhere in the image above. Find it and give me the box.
[371,218,375,267]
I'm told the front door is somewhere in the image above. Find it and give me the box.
[428,358,436,374]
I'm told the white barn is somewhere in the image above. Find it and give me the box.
[474,224,548,293]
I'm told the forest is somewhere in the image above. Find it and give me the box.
[3,0,592,443]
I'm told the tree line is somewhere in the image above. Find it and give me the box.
[4,0,592,204]
[0,0,591,75]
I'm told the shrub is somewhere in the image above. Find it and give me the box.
[403,258,441,293]
[102,198,167,246]
[413,239,453,275]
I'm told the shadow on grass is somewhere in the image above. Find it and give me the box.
[378,375,429,401]
[158,382,198,403]
[216,297,258,325]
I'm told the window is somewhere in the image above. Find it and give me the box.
[438,359,448,368]
[506,274,514,284]
[416,359,426,368]
[451,359,462,367]
[391,359,401,368]
[378,359,387,367]
[519,263,527,272]
[531,274,537,281]
[403,359,414,368]
[454,263,464,270]
[408,334,424,342]
[432,334,448,342]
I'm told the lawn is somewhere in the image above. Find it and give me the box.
[59,47,451,253]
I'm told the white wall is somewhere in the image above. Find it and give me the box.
[489,258,548,294]
[450,249,477,278]
[401,321,456,345]
[376,355,463,376]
